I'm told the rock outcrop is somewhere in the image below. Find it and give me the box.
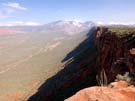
[65,81,135,101]
[95,27,135,83]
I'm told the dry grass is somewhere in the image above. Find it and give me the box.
[96,68,108,86]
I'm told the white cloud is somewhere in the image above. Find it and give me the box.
[2,2,26,10]
[0,21,41,26]
[95,21,135,25]
[0,2,26,19]
[108,21,135,25]
[64,19,83,22]
[96,21,104,25]
[13,21,41,26]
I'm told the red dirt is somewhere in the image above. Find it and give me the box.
[0,28,24,35]
[7,91,24,101]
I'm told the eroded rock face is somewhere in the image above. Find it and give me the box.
[65,81,135,101]
[95,27,135,83]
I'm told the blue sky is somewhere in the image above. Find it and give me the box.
[0,0,135,26]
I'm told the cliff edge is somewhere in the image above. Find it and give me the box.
[28,27,135,101]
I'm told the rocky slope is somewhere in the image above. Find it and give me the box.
[28,27,135,101]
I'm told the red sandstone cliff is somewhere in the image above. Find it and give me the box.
[95,27,135,83]
[28,27,135,101]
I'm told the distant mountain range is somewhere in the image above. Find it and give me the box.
[0,20,95,35]
[0,20,135,35]
[41,20,95,35]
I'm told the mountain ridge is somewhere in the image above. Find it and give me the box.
[0,20,95,35]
